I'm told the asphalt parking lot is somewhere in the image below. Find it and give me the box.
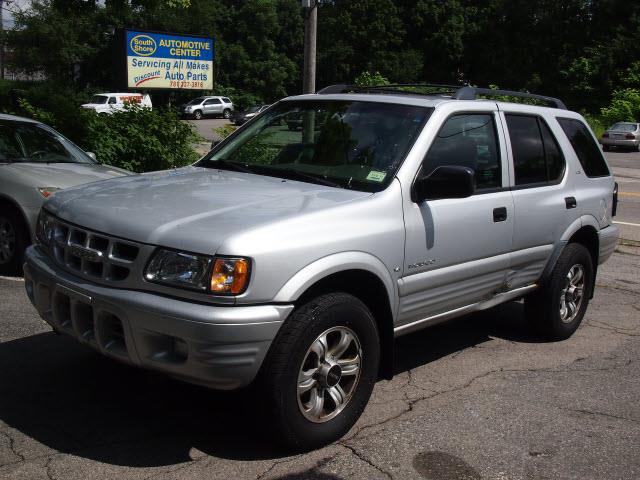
[1,153,639,480]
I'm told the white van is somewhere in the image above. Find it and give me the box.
[81,93,152,114]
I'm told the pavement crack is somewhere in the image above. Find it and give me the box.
[558,407,639,424]
[339,442,393,479]
[0,429,25,464]
[255,454,303,480]
[585,320,640,337]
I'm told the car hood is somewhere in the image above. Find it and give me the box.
[4,162,130,189]
[45,166,370,254]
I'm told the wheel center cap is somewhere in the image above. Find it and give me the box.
[318,363,342,388]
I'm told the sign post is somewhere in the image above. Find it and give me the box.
[125,30,214,90]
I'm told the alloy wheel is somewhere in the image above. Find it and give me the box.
[297,326,362,423]
[559,264,585,323]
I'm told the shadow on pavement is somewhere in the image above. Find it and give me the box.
[0,300,543,468]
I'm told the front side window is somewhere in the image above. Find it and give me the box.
[557,118,610,177]
[205,98,222,105]
[0,121,93,164]
[198,100,432,192]
[422,113,502,191]
[506,114,566,186]
[90,95,108,104]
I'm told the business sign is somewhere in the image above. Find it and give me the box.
[125,30,214,90]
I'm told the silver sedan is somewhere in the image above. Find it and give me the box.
[600,122,640,151]
[0,114,130,275]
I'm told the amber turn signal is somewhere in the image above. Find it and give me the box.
[210,257,250,294]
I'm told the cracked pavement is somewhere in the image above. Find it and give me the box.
[1,243,639,480]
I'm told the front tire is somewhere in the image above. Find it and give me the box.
[0,209,29,276]
[260,293,380,451]
[525,243,593,340]
[193,110,203,120]
[602,145,610,152]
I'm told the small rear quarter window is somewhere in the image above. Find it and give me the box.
[557,118,610,177]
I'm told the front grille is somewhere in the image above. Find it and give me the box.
[48,217,141,283]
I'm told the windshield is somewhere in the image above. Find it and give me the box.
[197,100,432,192]
[246,106,261,113]
[187,97,206,105]
[0,121,95,164]
[610,123,638,132]
[90,95,108,104]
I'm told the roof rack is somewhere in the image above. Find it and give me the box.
[316,84,567,110]
[453,86,567,110]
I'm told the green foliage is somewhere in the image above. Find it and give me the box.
[600,89,640,126]
[354,71,390,87]
[84,106,201,173]
[213,85,262,111]
[5,0,640,115]
[582,114,605,139]
[214,124,236,139]
[16,98,56,126]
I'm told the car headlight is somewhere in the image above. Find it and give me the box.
[145,249,250,294]
[35,209,55,246]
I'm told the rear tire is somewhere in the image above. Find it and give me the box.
[193,110,202,120]
[259,292,380,451]
[603,145,610,152]
[525,243,593,340]
[0,208,29,276]
[223,109,231,119]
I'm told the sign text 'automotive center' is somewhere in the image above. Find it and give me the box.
[126,30,214,90]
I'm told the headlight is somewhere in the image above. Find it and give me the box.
[35,209,55,246]
[145,250,250,294]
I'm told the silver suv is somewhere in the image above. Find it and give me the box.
[23,85,619,451]
[182,96,234,120]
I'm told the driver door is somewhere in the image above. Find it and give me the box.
[398,111,514,327]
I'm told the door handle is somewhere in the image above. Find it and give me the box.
[493,207,507,222]
[565,197,577,209]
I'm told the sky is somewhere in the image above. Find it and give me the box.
[2,0,32,29]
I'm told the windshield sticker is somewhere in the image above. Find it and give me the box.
[366,170,387,182]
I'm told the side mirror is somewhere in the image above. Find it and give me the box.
[211,139,221,150]
[85,151,97,161]
[414,165,475,202]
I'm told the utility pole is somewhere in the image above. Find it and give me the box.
[302,0,317,94]
[301,1,318,144]
[0,0,4,80]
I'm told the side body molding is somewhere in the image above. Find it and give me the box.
[272,251,399,320]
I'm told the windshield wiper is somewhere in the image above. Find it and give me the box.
[209,159,255,174]
[256,166,344,189]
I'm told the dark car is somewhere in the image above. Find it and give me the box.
[232,104,271,126]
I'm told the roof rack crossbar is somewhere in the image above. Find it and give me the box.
[316,83,464,95]
[454,86,567,109]
[316,84,568,110]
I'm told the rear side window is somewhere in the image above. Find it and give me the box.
[506,114,566,186]
[558,118,610,177]
[422,113,501,191]
[222,97,231,103]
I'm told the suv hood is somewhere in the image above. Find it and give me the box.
[4,162,130,189]
[45,166,369,254]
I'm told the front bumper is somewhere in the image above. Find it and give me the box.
[24,246,293,390]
